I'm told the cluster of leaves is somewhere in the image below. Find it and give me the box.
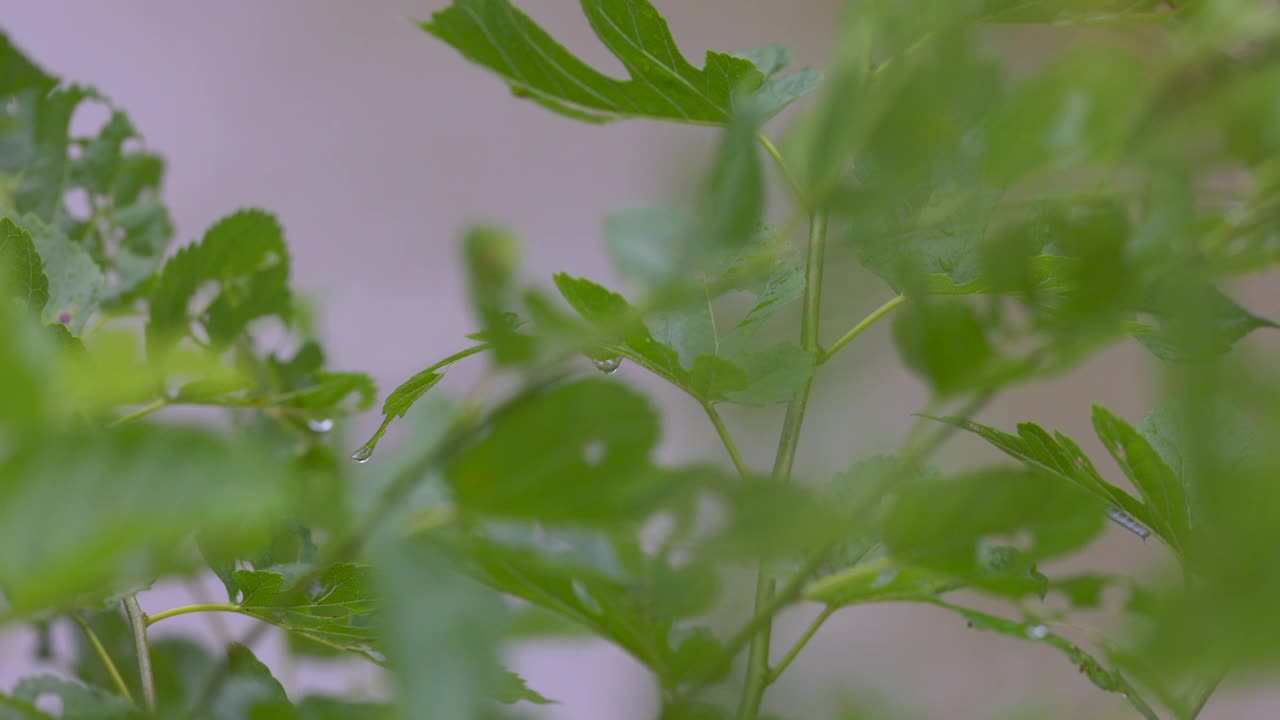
[3,1,1280,719]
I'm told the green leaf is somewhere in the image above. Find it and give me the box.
[9,212,104,334]
[982,45,1152,183]
[447,378,683,526]
[210,644,292,720]
[103,199,172,301]
[422,0,767,125]
[357,346,488,457]
[374,538,508,719]
[732,45,822,121]
[0,425,286,616]
[604,207,691,292]
[233,564,377,660]
[70,109,136,196]
[277,371,377,415]
[718,341,813,405]
[1132,280,1278,362]
[1091,405,1191,546]
[552,273,686,382]
[148,209,291,352]
[891,300,994,396]
[8,676,135,720]
[884,466,1105,596]
[0,32,56,96]
[493,669,554,705]
[461,527,717,688]
[464,227,530,364]
[0,217,48,310]
[934,415,1160,545]
[4,84,91,218]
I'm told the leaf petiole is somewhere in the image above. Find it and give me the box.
[71,614,134,704]
[756,132,807,207]
[145,603,246,627]
[766,605,836,686]
[818,294,908,365]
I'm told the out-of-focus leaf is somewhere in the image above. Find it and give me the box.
[422,0,768,125]
[733,45,822,121]
[7,212,103,334]
[983,46,1151,183]
[972,0,1172,23]
[206,644,291,720]
[0,217,48,310]
[1132,279,1278,362]
[374,538,508,719]
[891,300,995,396]
[148,209,291,353]
[447,378,690,526]
[884,466,1105,596]
[718,341,813,405]
[7,676,135,720]
[465,227,530,364]
[0,425,285,616]
[275,371,376,416]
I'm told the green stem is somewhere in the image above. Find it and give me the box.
[703,402,752,480]
[766,606,836,685]
[145,603,246,626]
[736,210,829,720]
[107,399,167,428]
[122,596,155,711]
[818,294,908,365]
[757,132,808,207]
[71,614,134,704]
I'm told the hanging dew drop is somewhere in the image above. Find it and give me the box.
[307,418,334,433]
[350,444,375,464]
[592,356,623,375]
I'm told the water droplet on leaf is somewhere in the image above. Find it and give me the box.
[1026,624,1049,639]
[592,356,622,375]
[307,418,334,433]
[350,444,375,464]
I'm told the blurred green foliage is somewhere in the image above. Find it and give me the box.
[3,0,1280,718]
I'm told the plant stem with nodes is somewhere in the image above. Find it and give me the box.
[736,209,828,720]
[123,596,155,711]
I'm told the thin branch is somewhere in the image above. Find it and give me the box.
[766,606,836,685]
[818,294,908,365]
[757,132,807,207]
[145,603,246,626]
[736,209,829,720]
[702,402,752,480]
[71,614,134,704]
[122,596,155,711]
[107,399,167,428]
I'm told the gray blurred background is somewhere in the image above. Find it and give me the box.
[3,1,1277,717]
